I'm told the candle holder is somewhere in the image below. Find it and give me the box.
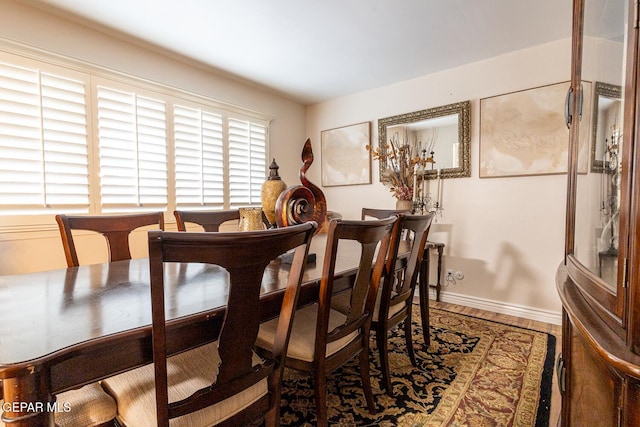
[412,192,443,215]
[410,166,444,219]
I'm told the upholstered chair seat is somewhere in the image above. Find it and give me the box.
[57,383,118,426]
[101,341,267,426]
[0,383,117,427]
[257,303,358,362]
[332,289,404,322]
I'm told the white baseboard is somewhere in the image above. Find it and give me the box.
[427,291,562,326]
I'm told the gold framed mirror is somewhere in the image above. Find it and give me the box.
[591,81,622,173]
[377,100,471,181]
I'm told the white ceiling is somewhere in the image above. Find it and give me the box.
[26,0,572,105]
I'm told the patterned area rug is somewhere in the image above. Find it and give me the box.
[280,305,555,426]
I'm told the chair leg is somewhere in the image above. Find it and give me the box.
[314,369,328,427]
[359,346,376,414]
[263,375,282,427]
[264,400,279,427]
[376,327,393,394]
[404,309,417,367]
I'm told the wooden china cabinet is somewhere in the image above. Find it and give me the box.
[557,0,640,425]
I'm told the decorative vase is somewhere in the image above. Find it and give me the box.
[238,207,266,231]
[261,159,287,227]
[395,199,413,212]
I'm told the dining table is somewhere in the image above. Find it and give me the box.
[0,233,430,426]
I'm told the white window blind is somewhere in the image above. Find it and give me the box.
[0,49,270,224]
[228,118,267,207]
[0,61,89,210]
[96,86,167,209]
[174,105,224,207]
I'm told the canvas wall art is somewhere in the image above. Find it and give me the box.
[321,122,371,186]
[480,81,591,177]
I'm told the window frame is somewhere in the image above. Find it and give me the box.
[0,41,272,232]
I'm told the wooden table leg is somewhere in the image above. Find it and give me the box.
[435,244,444,302]
[1,369,55,427]
[419,256,430,346]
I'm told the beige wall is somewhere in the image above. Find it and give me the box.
[305,40,572,323]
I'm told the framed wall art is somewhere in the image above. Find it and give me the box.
[480,81,591,178]
[321,121,371,187]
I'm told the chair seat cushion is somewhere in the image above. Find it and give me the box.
[0,383,117,427]
[331,289,405,322]
[101,341,267,427]
[257,303,358,362]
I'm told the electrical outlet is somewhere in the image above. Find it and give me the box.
[446,269,454,280]
[454,270,464,280]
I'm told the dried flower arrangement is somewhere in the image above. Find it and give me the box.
[368,131,435,200]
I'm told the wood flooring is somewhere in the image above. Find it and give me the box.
[429,300,562,427]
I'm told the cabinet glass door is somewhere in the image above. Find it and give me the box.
[571,0,628,312]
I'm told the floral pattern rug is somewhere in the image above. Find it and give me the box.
[279,305,555,426]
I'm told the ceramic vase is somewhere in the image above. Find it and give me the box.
[238,207,265,231]
[261,159,287,227]
[395,199,413,212]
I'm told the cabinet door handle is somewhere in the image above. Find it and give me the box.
[565,87,574,129]
[555,353,566,394]
[578,83,584,122]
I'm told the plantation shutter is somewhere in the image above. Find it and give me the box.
[0,51,270,222]
[0,61,89,209]
[174,105,224,207]
[228,118,267,207]
[96,86,167,209]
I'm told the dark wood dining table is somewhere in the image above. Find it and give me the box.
[0,234,430,426]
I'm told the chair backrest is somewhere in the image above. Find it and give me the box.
[174,209,271,232]
[379,213,435,320]
[173,209,240,232]
[148,222,316,426]
[316,217,396,359]
[55,212,165,267]
[361,207,411,220]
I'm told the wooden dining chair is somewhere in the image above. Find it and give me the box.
[361,207,411,220]
[362,207,413,241]
[372,213,434,393]
[333,213,434,394]
[101,222,316,427]
[173,209,270,232]
[173,209,240,232]
[48,212,164,426]
[55,212,165,267]
[256,217,396,427]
